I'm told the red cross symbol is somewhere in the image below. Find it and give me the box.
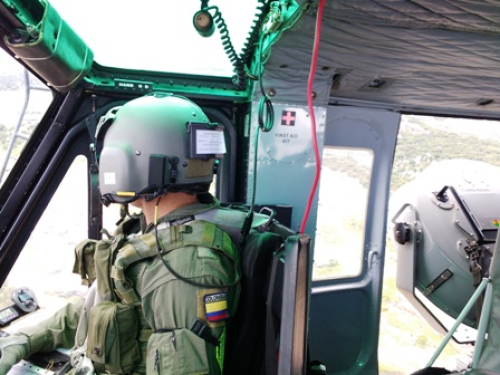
[281,110,296,126]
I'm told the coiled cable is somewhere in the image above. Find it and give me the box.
[202,1,269,90]
[204,6,246,89]
[239,1,269,69]
[205,6,239,66]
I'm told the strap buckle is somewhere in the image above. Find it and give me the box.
[190,318,220,347]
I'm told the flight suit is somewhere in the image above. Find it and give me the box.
[0,193,240,375]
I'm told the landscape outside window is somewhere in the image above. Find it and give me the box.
[1,156,89,330]
[314,147,373,280]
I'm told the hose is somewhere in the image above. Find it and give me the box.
[299,0,325,234]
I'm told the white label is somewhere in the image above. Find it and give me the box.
[104,172,116,185]
[196,129,226,155]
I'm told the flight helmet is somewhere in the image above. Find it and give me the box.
[96,93,225,205]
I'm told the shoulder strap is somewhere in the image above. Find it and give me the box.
[94,233,125,302]
[195,207,276,246]
[93,216,142,302]
[111,220,238,305]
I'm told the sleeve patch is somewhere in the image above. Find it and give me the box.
[204,292,229,322]
[197,289,229,328]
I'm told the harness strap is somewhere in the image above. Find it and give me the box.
[190,318,220,347]
[99,207,275,305]
[111,221,238,305]
[195,207,273,245]
[95,233,126,302]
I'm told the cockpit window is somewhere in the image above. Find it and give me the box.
[0,156,88,326]
[49,0,261,77]
[0,49,52,187]
[313,147,373,280]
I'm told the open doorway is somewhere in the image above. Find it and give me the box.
[380,115,500,374]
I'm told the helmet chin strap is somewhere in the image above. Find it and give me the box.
[153,195,163,227]
[101,186,170,206]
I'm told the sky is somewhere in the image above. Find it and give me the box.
[48,0,261,76]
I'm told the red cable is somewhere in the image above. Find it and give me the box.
[299,0,326,234]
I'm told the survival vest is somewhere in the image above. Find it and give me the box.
[73,205,294,375]
[75,212,243,374]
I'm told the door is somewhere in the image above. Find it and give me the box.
[308,106,400,374]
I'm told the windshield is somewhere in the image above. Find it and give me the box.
[49,0,261,76]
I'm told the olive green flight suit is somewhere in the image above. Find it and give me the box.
[4,194,240,375]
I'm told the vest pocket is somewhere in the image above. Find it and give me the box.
[147,329,209,375]
[86,301,141,374]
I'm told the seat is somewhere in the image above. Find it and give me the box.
[223,229,282,375]
[223,224,311,375]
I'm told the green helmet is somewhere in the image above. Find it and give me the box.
[96,93,225,205]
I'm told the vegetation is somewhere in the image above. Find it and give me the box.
[0,72,24,91]
[322,115,500,193]
[322,153,371,189]
[391,116,500,191]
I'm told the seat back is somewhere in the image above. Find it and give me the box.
[223,226,311,375]
[195,206,311,375]
[224,229,283,375]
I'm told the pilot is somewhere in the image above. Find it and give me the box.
[0,93,240,375]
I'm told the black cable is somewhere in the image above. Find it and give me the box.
[242,30,274,244]
[203,6,245,90]
[238,0,268,65]
[256,32,274,133]
[202,1,268,90]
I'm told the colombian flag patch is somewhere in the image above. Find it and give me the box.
[204,292,229,322]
